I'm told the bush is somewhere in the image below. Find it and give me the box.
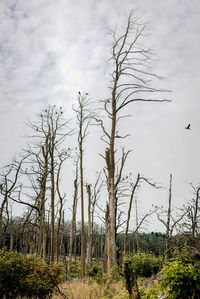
[161,259,200,298]
[88,265,101,277]
[124,252,162,278]
[70,261,81,278]
[139,282,162,299]
[88,265,108,284]
[0,248,65,298]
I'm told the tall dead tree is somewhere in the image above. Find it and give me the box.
[165,174,172,259]
[55,150,68,262]
[124,173,159,255]
[0,156,27,248]
[157,174,186,259]
[99,10,170,276]
[180,184,200,249]
[25,106,72,261]
[73,93,92,278]
[86,183,92,273]
[68,160,78,276]
[188,184,200,239]
[157,174,173,259]
[124,174,140,255]
[91,173,103,266]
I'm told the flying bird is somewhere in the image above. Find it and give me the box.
[185,123,191,130]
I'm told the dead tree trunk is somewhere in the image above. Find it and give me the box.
[165,174,172,259]
[86,184,92,273]
[192,186,200,238]
[102,204,109,275]
[68,177,78,276]
[124,261,141,299]
[55,151,67,263]
[105,148,116,277]
[98,10,169,277]
[124,174,140,255]
[73,93,92,278]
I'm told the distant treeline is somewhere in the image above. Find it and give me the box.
[1,215,188,261]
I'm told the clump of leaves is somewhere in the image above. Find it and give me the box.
[88,265,108,284]
[161,259,200,298]
[139,281,162,299]
[0,248,65,298]
[124,252,162,278]
[88,265,101,277]
[70,261,81,278]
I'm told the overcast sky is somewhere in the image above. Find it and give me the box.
[0,0,200,232]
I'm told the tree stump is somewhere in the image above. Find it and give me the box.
[124,261,141,299]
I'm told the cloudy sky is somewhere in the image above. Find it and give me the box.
[0,0,200,232]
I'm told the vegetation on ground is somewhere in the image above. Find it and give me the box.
[1,248,200,298]
[0,248,65,299]
[161,248,200,298]
[124,252,162,278]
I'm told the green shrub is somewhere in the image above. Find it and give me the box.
[139,283,162,299]
[88,265,101,277]
[161,259,200,298]
[124,252,162,278]
[70,261,81,278]
[88,265,108,284]
[0,248,65,298]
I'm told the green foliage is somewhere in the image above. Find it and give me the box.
[70,261,81,278]
[161,259,200,298]
[0,248,65,298]
[88,265,101,277]
[88,264,108,284]
[124,252,162,278]
[139,282,162,299]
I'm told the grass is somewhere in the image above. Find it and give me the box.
[52,279,129,299]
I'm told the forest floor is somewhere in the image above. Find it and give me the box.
[52,280,129,299]
[52,273,163,298]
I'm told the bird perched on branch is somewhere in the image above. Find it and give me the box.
[185,123,191,130]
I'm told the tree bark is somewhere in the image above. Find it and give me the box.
[124,174,140,255]
[86,184,92,273]
[165,174,172,259]
[68,177,78,276]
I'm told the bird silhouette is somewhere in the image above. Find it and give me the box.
[185,123,191,130]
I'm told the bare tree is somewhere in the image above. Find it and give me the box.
[0,156,27,248]
[90,173,104,265]
[23,105,72,261]
[73,93,92,278]
[180,183,200,250]
[55,150,68,262]
[165,173,172,259]
[157,174,186,259]
[68,160,78,276]
[86,183,92,273]
[124,173,159,255]
[188,184,200,239]
[98,10,170,276]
